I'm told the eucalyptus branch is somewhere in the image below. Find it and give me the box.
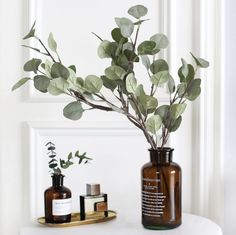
[170,87,179,105]
[161,126,169,148]
[13,4,209,150]
[22,45,48,56]
[95,93,118,107]
[92,32,103,41]
[56,51,62,63]
[35,36,56,62]
[37,69,47,76]
[141,123,157,149]
[150,84,155,96]
[150,84,158,97]
[46,141,91,175]
[129,95,156,149]
[128,96,141,121]
[126,112,143,128]
[73,91,113,111]
[94,92,125,113]
[118,90,127,110]
[132,24,141,53]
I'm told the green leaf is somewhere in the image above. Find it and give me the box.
[140,55,150,69]
[105,65,126,80]
[97,40,115,59]
[181,58,189,78]
[116,54,129,70]
[146,96,158,114]
[12,77,31,91]
[41,63,45,69]
[190,53,209,68]
[68,65,76,73]
[101,75,117,91]
[145,115,162,134]
[177,83,187,97]
[167,75,175,93]
[84,75,103,93]
[44,59,53,77]
[155,105,170,120]
[150,33,169,49]
[51,62,70,79]
[33,75,50,92]
[122,42,133,51]
[135,84,146,98]
[178,64,195,83]
[135,84,147,115]
[23,58,42,73]
[124,50,139,62]
[48,146,55,150]
[126,73,137,93]
[48,32,57,52]
[60,158,74,169]
[115,17,134,38]
[111,28,128,43]
[48,154,56,158]
[67,66,78,80]
[169,116,182,132]
[48,159,57,164]
[185,78,201,101]
[150,59,169,74]
[63,101,84,120]
[53,168,61,174]
[68,152,73,160]
[23,20,36,39]
[151,71,170,86]
[137,41,156,55]
[128,5,148,19]
[49,163,58,169]
[47,77,69,95]
[67,75,85,93]
[170,103,187,119]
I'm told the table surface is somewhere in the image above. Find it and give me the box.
[20,213,222,235]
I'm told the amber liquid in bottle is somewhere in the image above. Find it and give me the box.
[44,174,72,223]
[141,148,181,230]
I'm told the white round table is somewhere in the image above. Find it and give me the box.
[20,213,222,235]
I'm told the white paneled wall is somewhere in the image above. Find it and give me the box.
[0,1,224,235]
[225,1,236,235]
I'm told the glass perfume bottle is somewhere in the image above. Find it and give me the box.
[44,174,72,223]
[141,148,181,229]
[80,183,108,220]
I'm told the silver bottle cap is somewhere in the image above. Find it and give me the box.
[86,183,100,196]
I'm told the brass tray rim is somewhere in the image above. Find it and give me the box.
[37,210,117,227]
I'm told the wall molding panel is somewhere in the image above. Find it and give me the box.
[27,121,145,219]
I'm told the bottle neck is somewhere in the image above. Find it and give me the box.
[149,148,174,163]
[52,174,64,187]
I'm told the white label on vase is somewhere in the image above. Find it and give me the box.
[142,178,166,218]
[52,198,72,216]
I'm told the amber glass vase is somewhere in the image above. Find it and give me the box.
[44,174,72,223]
[141,148,181,230]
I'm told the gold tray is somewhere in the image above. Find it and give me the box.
[37,210,117,227]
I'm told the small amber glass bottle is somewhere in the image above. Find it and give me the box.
[44,174,72,223]
[141,148,181,230]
